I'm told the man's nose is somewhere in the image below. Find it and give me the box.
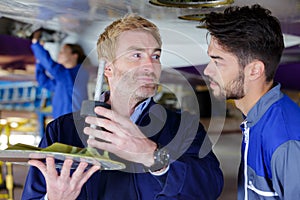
[142,56,157,72]
[204,61,214,77]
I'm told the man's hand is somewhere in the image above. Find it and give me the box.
[31,30,42,44]
[84,106,157,167]
[28,157,100,200]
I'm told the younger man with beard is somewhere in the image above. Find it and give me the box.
[204,4,300,200]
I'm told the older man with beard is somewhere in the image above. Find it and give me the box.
[22,14,223,200]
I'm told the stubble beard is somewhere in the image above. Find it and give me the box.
[115,70,159,104]
[224,70,245,100]
[211,70,245,100]
[133,83,158,101]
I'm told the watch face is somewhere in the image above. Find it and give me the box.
[156,148,170,165]
[148,146,170,172]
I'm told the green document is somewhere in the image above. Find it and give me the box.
[0,143,125,170]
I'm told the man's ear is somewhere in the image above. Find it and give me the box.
[246,60,265,81]
[104,62,113,78]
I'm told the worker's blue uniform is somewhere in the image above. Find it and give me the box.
[31,42,89,118]
[22,98,224,200]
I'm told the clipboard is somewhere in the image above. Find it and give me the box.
[0,143,126,170]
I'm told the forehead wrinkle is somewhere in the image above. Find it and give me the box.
[126,46,161,52]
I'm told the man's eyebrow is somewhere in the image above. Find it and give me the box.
[207,52,223,60]
[154,48,162,52]
[211,55,223,60]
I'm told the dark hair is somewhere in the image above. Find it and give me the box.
[65,43,87,65]
[204,4,284,82]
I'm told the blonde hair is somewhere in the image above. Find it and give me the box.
[97,14,162,62]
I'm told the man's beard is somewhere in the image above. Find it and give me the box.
[210,69,245,100]
[115,70,159,102]
[131,72,159,102]
[224,70,245,100]
[133,83,158,101]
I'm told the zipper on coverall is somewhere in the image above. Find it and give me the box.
[241,120,250,200]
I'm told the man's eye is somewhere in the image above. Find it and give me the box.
[133,53,141,58]
[152,54,160,60]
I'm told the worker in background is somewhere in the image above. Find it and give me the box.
[31,31,89,119]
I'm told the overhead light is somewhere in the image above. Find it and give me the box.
[149,0,234,8]
[9,122,19,129]
[0,119,7,125]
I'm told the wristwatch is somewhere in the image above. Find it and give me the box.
[147,144,170,172]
